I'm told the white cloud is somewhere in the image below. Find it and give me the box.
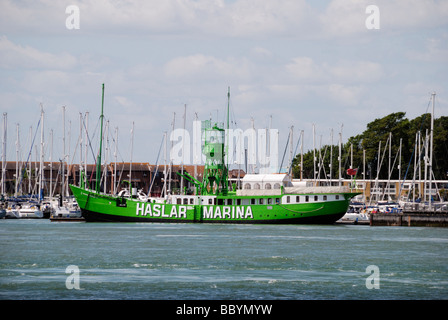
[222,0,312,36]
[380,0,448,30]
[319,0,448,37]
[318,0,370,37]
[286,56,384,84]
[164,54,252,83]
[2,0,447,40]
[328,84,363,106]
[0,36,77,69]
[285,57,325,83]
[114,95,138,111]
[0,0,314,38]
[328,60,384,83]
[407,36,448,63]
[0,1,64,34]
[21,70,72,94]
[0,0,446,163]
[251,47,273,59]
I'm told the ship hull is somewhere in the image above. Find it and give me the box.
[80,208,346,224]
[70,185,354,225]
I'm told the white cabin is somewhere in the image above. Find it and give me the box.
[240,173,292,190]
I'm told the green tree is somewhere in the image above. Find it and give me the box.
[292,113,448,182]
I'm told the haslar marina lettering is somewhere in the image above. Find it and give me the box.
[135,203,254,220]
[203,206,253,219]
[136,203,187,218]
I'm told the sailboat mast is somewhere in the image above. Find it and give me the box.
[225,87,230,191]
[1,113,6,196]
[130,121,134,195]
[39,104,44,201]
[96,83,105,193]
[85,112,89,187]
[49,129,53,199]
[79,112,83,186]
[15,123,20,197]
[62,106,66,198]
[225,87,230,188]
[428,92,435,210]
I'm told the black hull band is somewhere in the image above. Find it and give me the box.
[81,209,345,225]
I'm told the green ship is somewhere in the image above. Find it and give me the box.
[70,85,359,224]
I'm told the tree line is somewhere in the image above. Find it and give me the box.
[291,112,448,182]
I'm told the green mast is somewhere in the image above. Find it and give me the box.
[226,87,230,177]
[95,83,105,193]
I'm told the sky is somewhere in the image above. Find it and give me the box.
[1,0,447,172]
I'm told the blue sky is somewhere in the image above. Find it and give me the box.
[1,0,447,171]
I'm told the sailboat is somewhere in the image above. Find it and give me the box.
[0,200,6,219]
[70,85,360,223]
[18,106,46,219]
[1,110,44,219]
[18,202,43,218]
[50,107,82,220]
[398,92,447,212]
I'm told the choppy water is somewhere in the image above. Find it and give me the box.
[1,219,447,300]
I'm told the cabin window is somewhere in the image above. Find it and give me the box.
[259,198,264,205]
[265,183,271,189]
[335,195,340,200]
[190,198,194,204]
[268,198,272,204]
[208,198,213,205]
[275,198,280,204]
[237,199,241,205]
[183,198,188,204]
[254,183,261,189]
[274,183,281,189]
[177,198,182,204]
[217,199,223,205]
[314,196,318,201]
[305,196,309,202]
[323,195,327,201]
[244,183,251,190]
[228,199,232,205]
[251,199,256,205]
[296,196,300,203]
[286,196,290,203]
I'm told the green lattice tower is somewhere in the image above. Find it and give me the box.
[201,120,228,196]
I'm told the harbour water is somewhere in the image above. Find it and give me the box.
[1,219,447,300]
